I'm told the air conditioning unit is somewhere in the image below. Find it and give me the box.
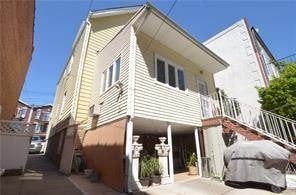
[89,104,101,117]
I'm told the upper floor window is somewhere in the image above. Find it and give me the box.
[101,56,121,93]
[35,109,41,119]
[40,112,51,121]
[155,55,186,91]
[198,80,208,95]
[16,107,27,118]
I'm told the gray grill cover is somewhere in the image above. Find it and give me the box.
[224,140,290,188]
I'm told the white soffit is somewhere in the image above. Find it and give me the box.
[91,6,140,18]
[134,11,228,73]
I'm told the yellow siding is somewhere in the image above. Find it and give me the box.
[89,26,131,126]
[50,27,87,127]
[134,32,216,126]
[75,14,134,123]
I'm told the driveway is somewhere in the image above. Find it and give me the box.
[0,154,82,195]
[135,178,296,195]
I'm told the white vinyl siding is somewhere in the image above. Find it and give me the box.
[134,32,216,126]
[90,25,131,126]
[75,13,134,123]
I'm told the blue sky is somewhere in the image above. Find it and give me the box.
[21,0,296,105]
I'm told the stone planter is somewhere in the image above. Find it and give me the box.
[150,175,161,185]
[140,177,150,187]
[188,166,198,175]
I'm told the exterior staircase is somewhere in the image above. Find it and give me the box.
[200,92,296,164]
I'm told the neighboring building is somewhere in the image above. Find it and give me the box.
[204,18,279,107]
[47,3,229,192]
[15,100,52,139]
[0,0,35,120]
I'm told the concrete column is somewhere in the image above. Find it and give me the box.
[194,127,203,177]
[125,118,133,192]
[155,137,170,184]
[167,124,174,182]
[131,135,143,190]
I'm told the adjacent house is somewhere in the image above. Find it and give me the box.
[47,3,228,192]
[15,100,52,139]
[0,0,35,120]
[0,0,35,175]
[204,18,279,107]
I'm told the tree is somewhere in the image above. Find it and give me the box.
[257,63,296,120]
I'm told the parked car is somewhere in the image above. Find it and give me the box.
[224,140,290,193]
[29,136,42,153]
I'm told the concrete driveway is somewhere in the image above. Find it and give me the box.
[0,154,82,195]
[135,178,296,195]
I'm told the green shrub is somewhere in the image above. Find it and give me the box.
[187,152,198,167]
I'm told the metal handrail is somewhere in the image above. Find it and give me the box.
[200,93,296,149]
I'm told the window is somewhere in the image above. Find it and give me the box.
[114,58,121,82]
[35,109,41,119]
[157,59,166,83]
[168,64,176,87]
[41,112,51,121]
[35,123,42,133]
[101,70,107,93]
[16,107,27,118]
[198,80,208,95]
[178,69,185,91]
[108,65,113,87]
[155,55,186,91]
[101,56,121,93]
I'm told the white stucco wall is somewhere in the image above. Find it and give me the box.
[204,19,266,107]
[203,125,246,178]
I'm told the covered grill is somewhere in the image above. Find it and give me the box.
[224,140,290,191]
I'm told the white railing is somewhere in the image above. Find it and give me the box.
[0,120,34,135]
[200,92,296,149]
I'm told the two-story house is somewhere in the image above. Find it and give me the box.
[47,3,229,192]
[47,3,296,193]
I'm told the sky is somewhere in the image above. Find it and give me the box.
[20,0,296,105]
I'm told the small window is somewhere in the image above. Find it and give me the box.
[114,57,121,82]
[108,65,113,87]
[101,70,107,93]
[157,59,166,83]
[178,69,185,91]
[35,109,41,119]
[101,56,121,93]
[168,64,176,87]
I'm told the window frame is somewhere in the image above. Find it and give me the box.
[197,79,209,96]
[154,54,187,92]
[100,55,121,95]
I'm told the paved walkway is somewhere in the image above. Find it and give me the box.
[0,154,82,195]
[135,178,296,195]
